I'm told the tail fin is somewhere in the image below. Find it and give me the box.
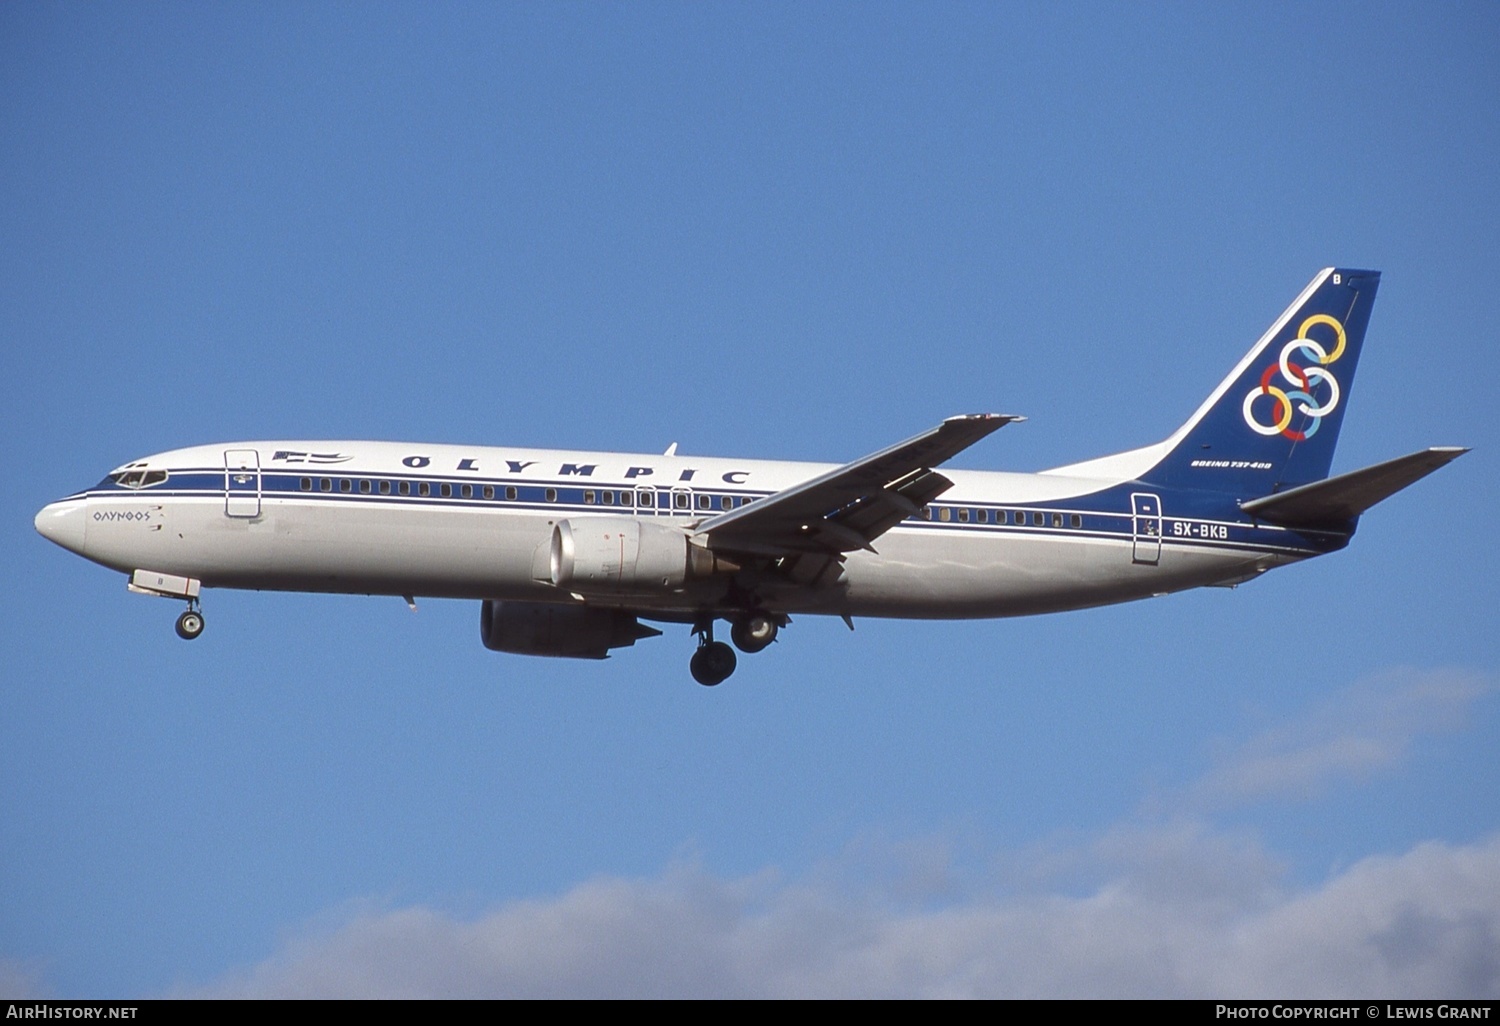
[1141,267,1381,493]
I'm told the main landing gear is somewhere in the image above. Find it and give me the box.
[690,637,736,687]
[175,601,205,640]
[730,613,778,654]
[689,613,782,686]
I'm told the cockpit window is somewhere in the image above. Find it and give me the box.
[111,470,169,489]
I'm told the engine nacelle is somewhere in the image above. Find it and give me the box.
[480,600,660,660]
[550,516,722,592]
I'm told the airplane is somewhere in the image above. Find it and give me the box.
[34,268,1466,685]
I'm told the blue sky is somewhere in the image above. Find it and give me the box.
[3,2,1497,997]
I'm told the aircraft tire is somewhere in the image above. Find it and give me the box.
[690,641,737,686]
[730,615,777,653]
[175,610,204,640]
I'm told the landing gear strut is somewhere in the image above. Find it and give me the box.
[689,620,737,686]
[175,601,204,640]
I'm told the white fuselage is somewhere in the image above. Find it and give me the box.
[37,440,1309,622]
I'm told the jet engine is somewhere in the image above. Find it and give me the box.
[549,516,728,592]
[480,600,661,659]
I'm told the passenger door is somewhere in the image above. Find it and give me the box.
[224,449,261,518]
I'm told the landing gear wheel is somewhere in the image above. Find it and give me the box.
[730,614,778,654]
[690,641,737,686]
[175,609,205,640]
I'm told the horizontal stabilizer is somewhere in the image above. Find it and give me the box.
[1239,447,1468,527]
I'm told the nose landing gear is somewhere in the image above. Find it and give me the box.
[174,604,205,640]
[126,570,205,641]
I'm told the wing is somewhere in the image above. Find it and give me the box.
[695,413,1022,558]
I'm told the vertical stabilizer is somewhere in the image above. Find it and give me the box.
[1141,268,1380,494]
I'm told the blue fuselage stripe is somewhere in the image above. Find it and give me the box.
[82,469,1346,560]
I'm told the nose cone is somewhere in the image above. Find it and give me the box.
[35,500,88,556]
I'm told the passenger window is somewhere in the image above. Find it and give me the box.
[379,481,391,495]
[601,490,614,505]
[922,507,932,520]
[440,483,452,498]
[1071,514,1082,528]
[398,481,410,496]
[939,507,951,522]
[1032,512,1044,526]
[697,494,711,510]
[300,478,312,491]
[545,488,557,502]
[461,484,473,499]
[1052,512,1063,528]
[506,486,518,501]
[320,478,332,492]
[340,479,352,493]
[674,492,689,509]
[360,480,372,494]
[977,509,988,523]
[418,483,430,497]
[958,508,970,523]
[584,490,596,504]
[721,496,732,510]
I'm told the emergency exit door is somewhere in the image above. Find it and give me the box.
[1131,492,1161,565]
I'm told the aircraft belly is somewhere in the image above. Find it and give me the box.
[825,529,1279,619]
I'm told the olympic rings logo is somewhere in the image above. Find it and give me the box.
[1241,314,1347,441]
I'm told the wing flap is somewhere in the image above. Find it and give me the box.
[828,467,954,546]
[1239,447,1468,527]
[698,414,1021,555]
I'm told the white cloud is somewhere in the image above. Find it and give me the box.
[1190,668,1493,806]
[0,958,52,999]
[188,831,1500,999]
[181,667,1500,999]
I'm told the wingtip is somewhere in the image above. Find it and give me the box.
[944,413,1027,425]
